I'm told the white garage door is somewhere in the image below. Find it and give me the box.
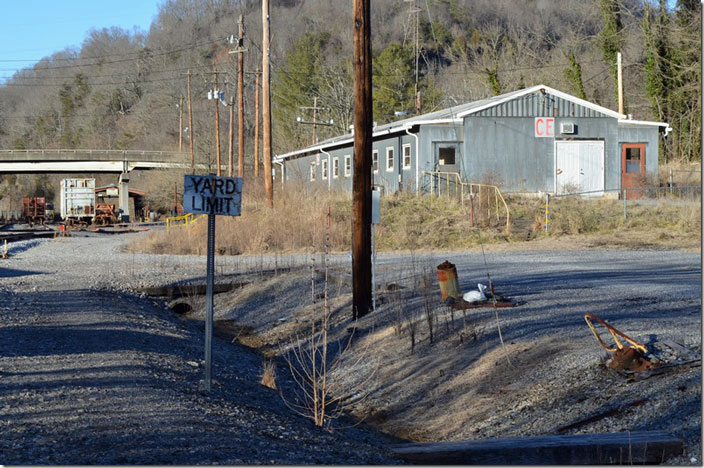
[554,141,604,196]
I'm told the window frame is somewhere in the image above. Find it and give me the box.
[322,159,328,180]
[332,157,339,179]
[344,154,351,177]
[372,150,379,173]
[386,146,394,172]
[402,143,412,169]
[310,162,316,181]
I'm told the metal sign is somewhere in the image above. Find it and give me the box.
[535,117,555,138]
[183,174,242,216]
[182,174,242,394]
[371,187,381,225]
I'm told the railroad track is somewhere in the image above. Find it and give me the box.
[0,229,57,243]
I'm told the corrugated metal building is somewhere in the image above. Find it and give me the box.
[274,85,670,197]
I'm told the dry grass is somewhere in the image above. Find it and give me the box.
[130,175,700,255]
[260,360,277,390]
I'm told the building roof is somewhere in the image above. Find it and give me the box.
[274,84,662,163]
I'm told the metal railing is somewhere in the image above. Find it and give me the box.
[166,213,206,233]
[421,171,510,234]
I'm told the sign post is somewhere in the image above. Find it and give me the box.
[371,187,380,312]
[184,173,242,392]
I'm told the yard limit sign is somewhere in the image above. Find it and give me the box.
[183,174,242,392]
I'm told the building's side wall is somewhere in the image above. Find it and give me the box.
[463,117,621,193]
[618,126,660,179]
[282,132,420,194]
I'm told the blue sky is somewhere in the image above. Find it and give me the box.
[0,0,161,81]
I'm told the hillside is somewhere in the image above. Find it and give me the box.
[0,0,700,209]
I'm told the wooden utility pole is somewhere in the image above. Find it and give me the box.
[262,0,273,207]
[254,71,260,178]
[187,70,194,173]
[228,96,234,177]
[214,67,222,176]
[179,95,183,152]
[237,16,245,177]
[617,51,624,115]
[352,0,373,319]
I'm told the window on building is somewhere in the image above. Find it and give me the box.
[625,147,641,173]
[372,150,379,173]
[386,147,394,171]
[333,157,339,178]
[310,163,316,181]
[322,159,328,180]
[344,155,351,177]
[438,146,456,165]
[402,144,411,169]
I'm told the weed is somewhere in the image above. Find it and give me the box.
[260,360,277,390]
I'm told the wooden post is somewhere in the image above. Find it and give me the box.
[238,15,245,178]
[352,0,372,319]
[214,67,221,176]
[254,71,260,179]
[187,70,194,174]
[262,0,273,207]
[617,51,624,114]
[179,95,183,152]
[228,96,234,177]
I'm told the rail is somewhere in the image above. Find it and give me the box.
[166,213,206,233]
[421,171,510,234]
[0,149,188,157]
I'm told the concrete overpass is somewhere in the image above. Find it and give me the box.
[0,149,191,173]
[0,149,193,221]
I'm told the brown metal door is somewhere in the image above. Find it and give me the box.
[621,143,645,199]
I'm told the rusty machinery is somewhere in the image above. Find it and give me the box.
[584,313,660,372]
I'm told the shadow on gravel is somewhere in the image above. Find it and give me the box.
[0,266,46,278]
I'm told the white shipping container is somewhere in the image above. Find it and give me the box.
[60,178,96,221]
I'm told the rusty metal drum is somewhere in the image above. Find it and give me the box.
[437,260,461,300]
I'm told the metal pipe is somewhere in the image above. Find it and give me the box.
[544,193,550,232]
[405,127,420,194]
[623,189,627,221]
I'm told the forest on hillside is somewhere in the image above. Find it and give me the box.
[0,0,700,194]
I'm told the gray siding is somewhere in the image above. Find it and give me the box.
[474,93,610,118]
[618,126,660,177]
[464,117,620,193]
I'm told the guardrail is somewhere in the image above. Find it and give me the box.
[0,149,189,156]
[166,213,206,233]
[421,171,510,234]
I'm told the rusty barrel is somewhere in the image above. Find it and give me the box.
[437,260,461,301]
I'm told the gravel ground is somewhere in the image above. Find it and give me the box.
[0,230,401,465]
[1,228,701,465]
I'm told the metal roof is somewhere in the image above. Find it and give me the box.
[274,84,635,162]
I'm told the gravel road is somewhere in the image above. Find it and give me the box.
[0,229,701,464]
[0,231,401,465]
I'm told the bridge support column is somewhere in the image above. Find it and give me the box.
[118,172,130,222]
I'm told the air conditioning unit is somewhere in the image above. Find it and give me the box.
[560,122,575,134]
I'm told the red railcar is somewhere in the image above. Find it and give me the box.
[22,197,46,225]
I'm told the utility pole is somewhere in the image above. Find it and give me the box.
[229,16,247,178]
[214,68,221,176]
[186,70,195,173]
[228,96,234,177]
[352,0,373,319]
[405,0,421,114]
[254,71,260,178]
[617,51,624,115]
[179,95,183,152]
[262,0,273,207]
[207,68,226,176]
[296,97,334,145]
